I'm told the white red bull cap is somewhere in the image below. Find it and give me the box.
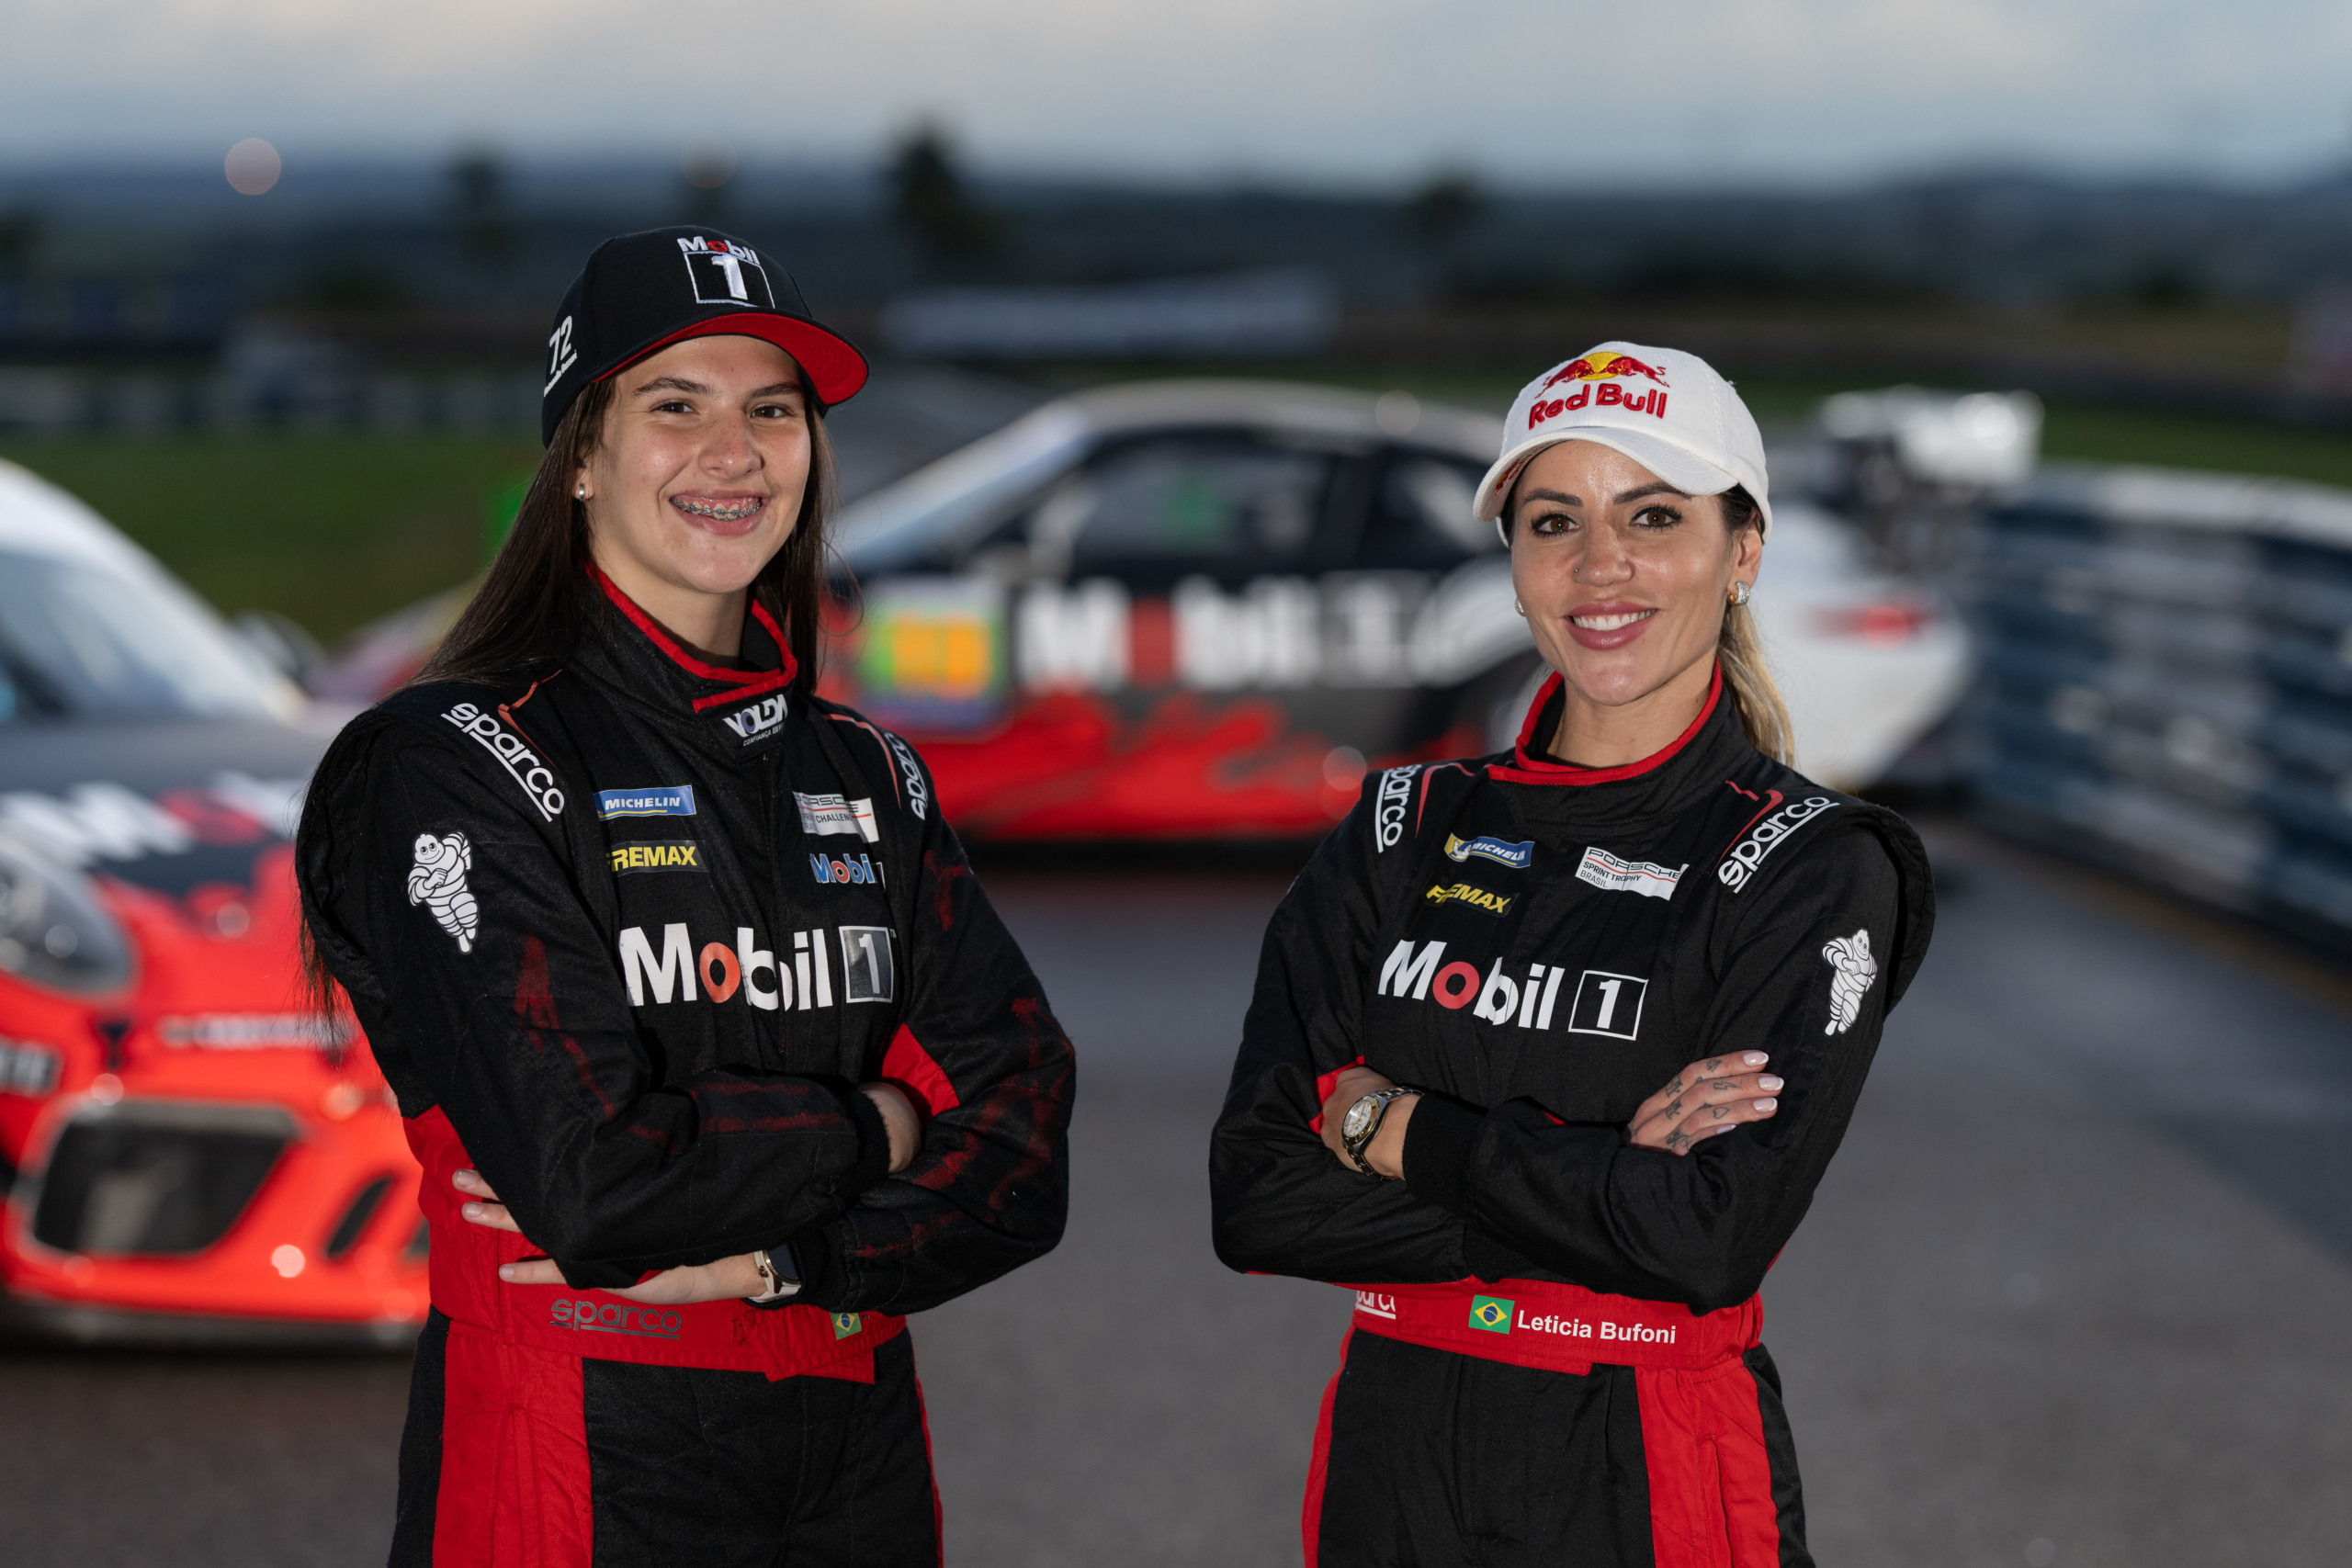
[1473,342,1771,539]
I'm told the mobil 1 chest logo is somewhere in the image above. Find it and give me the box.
[1379,939,1647,1040]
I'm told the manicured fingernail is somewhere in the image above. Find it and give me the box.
[497,1265,514,1280]
[1744,1053,1767,1066]
[1759,1076,1783,1091]
[461,1202,480,1218]
[1754,1099,1777,1112]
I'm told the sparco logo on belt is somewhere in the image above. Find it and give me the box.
[1717,796,1839,892]
[1373,764,1420,852]
[442,703,565,819]
[551,1298,681,1338]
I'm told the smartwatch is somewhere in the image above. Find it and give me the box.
[1339,1086,1419,1177]
[748,1243,801,1303]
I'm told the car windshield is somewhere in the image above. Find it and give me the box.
[0,548,288,723]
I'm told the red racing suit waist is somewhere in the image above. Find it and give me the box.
[405,1108,901,1383]
[1343,1276,1759,1377]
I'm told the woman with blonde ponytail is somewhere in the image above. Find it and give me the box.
[1212,344,1935,1567]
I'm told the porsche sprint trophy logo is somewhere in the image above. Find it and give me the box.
[1468,1295,1514,1335]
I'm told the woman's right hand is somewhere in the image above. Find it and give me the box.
[1624,1053,1782,1156]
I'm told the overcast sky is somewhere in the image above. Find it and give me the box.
[5,0,2350,187]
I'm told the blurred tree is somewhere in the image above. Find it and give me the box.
[1402,168,1484,251]
[888,122,999,266]
[0,207,41,274]
[447,145,514,265]
[680,138,736,225]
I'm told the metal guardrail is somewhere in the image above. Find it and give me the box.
[1966,461,2352,950]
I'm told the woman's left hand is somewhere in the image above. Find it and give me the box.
[1317,1066,1419,1179]
[453,1168,770,1303]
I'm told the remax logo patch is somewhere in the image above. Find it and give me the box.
[596,785,695,819]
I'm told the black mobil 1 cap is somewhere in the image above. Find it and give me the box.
[538,227,869,445]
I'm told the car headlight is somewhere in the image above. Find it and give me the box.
[0,836,134,995]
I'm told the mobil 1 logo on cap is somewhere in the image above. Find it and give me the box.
[678,235,775,308]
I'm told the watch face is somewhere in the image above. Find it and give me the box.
[1341,1098,1375,1142]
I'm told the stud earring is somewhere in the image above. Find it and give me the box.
[1513,598,1525,617]
[1728,581,1752,607]
[576,485,587,500]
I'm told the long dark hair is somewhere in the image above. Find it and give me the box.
[415,370,839,693]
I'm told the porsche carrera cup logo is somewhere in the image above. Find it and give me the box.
[1373,764,1420,852]
[442,703,565,819]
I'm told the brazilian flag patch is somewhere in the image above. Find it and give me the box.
[831,1312,863,1340]
[1468,1295,1514,1335]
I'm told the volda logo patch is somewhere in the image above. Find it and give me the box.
[721,695,786,746]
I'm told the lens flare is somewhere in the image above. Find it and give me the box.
[225,139,281,196]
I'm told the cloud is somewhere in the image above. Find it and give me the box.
[2,0,2347,182]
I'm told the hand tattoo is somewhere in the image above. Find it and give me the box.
[1710,1104,1729,1119]
[1664,1097,1683,1119]
[1711,1079,1737,1091]
[1704,1057,1724,1072]
[1664,1129,1690,1151]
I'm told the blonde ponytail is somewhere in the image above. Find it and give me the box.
[1715,485,1793,764]
[1717,598,1793,765]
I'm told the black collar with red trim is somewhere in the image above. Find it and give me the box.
[1487,663,1755,827]
[569,565,799,757]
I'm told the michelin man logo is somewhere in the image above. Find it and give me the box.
[1821,928,1878,1035]
[407,831,479,953]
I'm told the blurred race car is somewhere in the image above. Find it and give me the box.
[826,379,1969,837]
[0,459,425,1344]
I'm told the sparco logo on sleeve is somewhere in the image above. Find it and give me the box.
[441,703,565,819]
[1717,795,1838,891]
[886,730,930,820]
[720,694,786,746]
[1373,764,1421,852]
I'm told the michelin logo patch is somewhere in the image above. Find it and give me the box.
[407,831,478,953]
[442,703,565,819]
[1576,846,1686,900]
[596,785,695,819]
[1444,833,1533,871]
[796,792,879,843]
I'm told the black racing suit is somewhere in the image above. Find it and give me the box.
[297,572,1074,1568]
[1210,668,1933,1568]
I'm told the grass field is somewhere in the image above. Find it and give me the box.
[0,434,537,646]
[4,382,2348,647]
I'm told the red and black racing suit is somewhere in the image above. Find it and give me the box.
[1210,667,1933,1567]
[297,570,1074,1567]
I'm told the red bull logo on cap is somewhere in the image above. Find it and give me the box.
[1539,350,1670,391]
[1529,349,1672,427]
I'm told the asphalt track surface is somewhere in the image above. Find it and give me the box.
[4,822,2350,1568]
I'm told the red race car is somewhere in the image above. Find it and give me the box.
[0,459,425,1344]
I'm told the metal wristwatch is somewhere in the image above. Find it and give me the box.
[747,1243,801,1303]
[1340,1087,1419,1177]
